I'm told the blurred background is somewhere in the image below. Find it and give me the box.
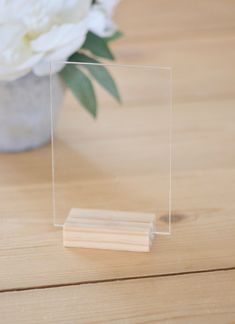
[114,0,235,100]
[114,0,235,216]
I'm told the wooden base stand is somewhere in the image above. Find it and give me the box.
[63,208,156,252]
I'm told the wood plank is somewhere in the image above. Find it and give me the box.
[0,99,234,290]
[115,0,235,40]
[1,271,235,323]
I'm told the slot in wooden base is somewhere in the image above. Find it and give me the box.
[63,208,156,252]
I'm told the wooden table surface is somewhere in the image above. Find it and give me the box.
[1,1,235,322]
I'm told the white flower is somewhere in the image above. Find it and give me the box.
[0,0,92,81]
[0,0,120,81]
[97,0,120,16]
[88,0,120,37]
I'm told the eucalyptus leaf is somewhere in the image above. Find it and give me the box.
[82,32,114,60]
[69,53,121,103]
[60,64,97,117]
[104,31,123,42]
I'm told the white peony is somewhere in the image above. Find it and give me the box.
[88,0,119,37]
[0,0,119,81]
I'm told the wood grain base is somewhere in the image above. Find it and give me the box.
[63,208,156,252]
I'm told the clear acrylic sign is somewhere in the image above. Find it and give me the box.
[50,62,172,241]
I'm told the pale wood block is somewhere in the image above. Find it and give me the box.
[63,208,156,252]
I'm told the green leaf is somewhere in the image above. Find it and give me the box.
[60,64,97,117]
[69,53,121,103]
[104,31,123,42]
[82,32,114,60]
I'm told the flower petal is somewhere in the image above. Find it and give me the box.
[32,18,89,76]
[88,5,117,37]
[0,53,43,81]
[0,25,25,52]
[58,0,92,23]
[32,32,87,76]
[31,20,88,52]
[32,59,65,76]
[97,0,120,16]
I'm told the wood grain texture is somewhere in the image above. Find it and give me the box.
[115,0,235,39]
[113,37,235,102]
[63,209,156,252]
[1,270,235,323]
[0,0,235,322]
[0,99,234,291]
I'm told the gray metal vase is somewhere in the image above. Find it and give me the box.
[0,73,65,152]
